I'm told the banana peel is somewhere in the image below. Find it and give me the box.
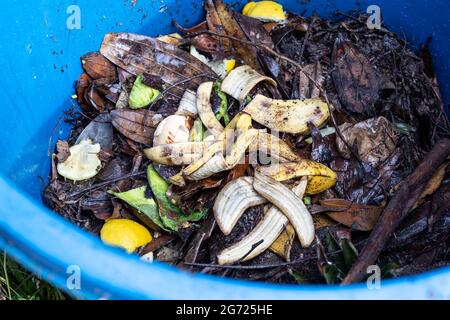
[269,224,295,260]
[143,141,210,166]
[244,95,330,134]
[257,160,337,194]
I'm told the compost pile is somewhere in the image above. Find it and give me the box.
[44,0,450,284]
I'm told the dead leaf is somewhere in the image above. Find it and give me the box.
[81,52,117,80]
[336,117,399,168]
[76,113,113,154]
[206,0,262,72]
[191,34,220,53]
[80,190,113,220]
[97,158,129,181]
[313,214,338,229]
[414,162,448,208]
[332,37,379,114]
[234,13,273,47]
[315,199,383,231]
[298,62,323,99]
[205,0,232,52]
[86,83,107,113]
[76,73,92,112]
[111,109,163,145]
[100,33,216,97]
[263,14,309,33]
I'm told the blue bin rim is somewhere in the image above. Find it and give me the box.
[1,174,450,300]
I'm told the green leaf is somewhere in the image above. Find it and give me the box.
[289,270,310,284]
[303,196,311,205]
[128,75,160,109]
[380,262,400,279]
[214,82,230,125]
[340,239,359,271]
[322,264,343,284]
[147,165,207,231]
[190,118,206,142]
[324,233,346,274]
[111,186,169,231]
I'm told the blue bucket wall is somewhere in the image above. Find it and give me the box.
[0,0,449,299]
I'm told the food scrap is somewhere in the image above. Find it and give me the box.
[44,0,450,285]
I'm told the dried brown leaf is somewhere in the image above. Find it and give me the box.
[336,117,399,168]
[414,162,448,209]
[76,73,93,112]
[100,33,216,97]
[191,34,220,53]
[81,52,117,80]
[206,0,262,72]
[86,83,107,113]
[317,199,383,231]
[111,109,163,145]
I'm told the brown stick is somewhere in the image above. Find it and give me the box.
[342,138,450,284]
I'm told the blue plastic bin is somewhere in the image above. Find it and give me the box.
[0,0,449,300]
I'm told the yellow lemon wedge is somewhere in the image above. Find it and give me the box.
[242,1,286,22]
[100,219,152,253]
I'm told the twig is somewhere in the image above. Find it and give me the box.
[184,258,312,270]
[67,170,146,200]
[47,116,64,157]
[342,138,450,284]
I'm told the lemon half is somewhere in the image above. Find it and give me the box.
[101,219,152,253]
[243,1,286,22]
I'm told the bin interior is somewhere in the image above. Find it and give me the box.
[0,0,449,299]
[0,0,449,198]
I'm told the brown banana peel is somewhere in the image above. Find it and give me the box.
[244,94,330,134]
[143,142,210,166]
[257,160,337,194]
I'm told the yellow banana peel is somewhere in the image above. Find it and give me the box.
[257,160,337,194]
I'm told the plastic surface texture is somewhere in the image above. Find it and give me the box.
[0,0,449,299]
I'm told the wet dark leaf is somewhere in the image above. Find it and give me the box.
[298,62,323,100]
[80,190,113,220]
[76,113,113,154]
[309,123,333,164]
[332,37,380,114]
[97,158,129,181]
[234,13,273,47]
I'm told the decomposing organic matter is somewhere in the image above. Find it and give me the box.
[44,0,450,286]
